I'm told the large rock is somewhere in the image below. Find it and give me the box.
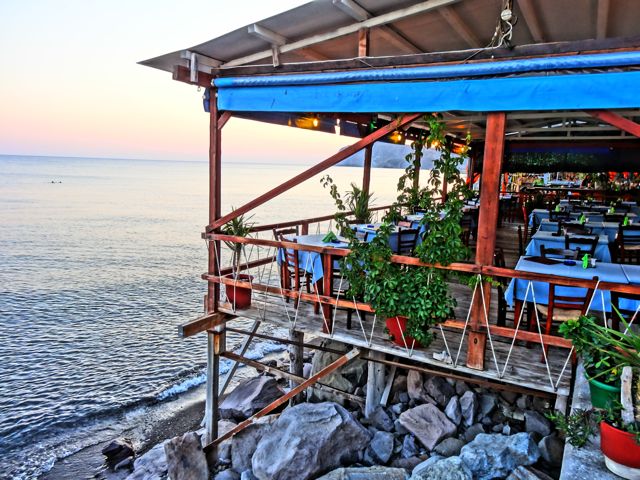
[126,441,168,480]
[461,423,484,443]
[524,410,552,437]
[459,391,478,427]
[410,456,472,480]
[478,394,497,418]
[537,434,564,466]
[215,470,241,480]
[164,431,208,480]
[444,396,462,426]
[506,466,554,480]
[407,370,431,404]
[214,420,238,464]
[316,466,409,480]
[411,456,443,479]
[459,433,540,480]
[366,431,394,464]
[219,377,284,421]
[423,376,455,408]
[231,415,277,473]
[433,438,464,457]
[309,341,367,403]
[251,402,370,480]
[368,406,394,432]
[402,435,419,458]
[399,404,457,451]
[102,438,135,469]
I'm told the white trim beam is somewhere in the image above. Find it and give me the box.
[180,50,222,74]
[223,0,458,67]
[248,24,287,46]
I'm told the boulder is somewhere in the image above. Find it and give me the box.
[251,402,370,480]
[316,466,409,480]
[423,376,455,408]
[462,423,484,443]
[368,406,394,432]
[102,438,135,469]
[219,377,284,421]
[524,410,552,437]
[407,370,430,403]
[537,434,564,466]
[215,470,241,480]
[126,441,168,480]
[459,391,477,427]
[164,431,208,480]
[231,415,277,473]
[433,438,464,457]
[391,456,423,471]
[455,381,471,396]
[308,341,367,403]
[506,466,554,480]
[402,435,419,458]
[215,420,238,464]
[444,396,462,426]
[478,394,497,418]
[366,431,394,464]
[241,471,259,480]
[410,456,472,480]
[459,433,540,480]
[399,404,457,451]
[411,455,443,478]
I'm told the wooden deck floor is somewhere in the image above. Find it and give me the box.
[220,221,573,397]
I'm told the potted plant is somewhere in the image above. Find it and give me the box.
[344,182,374,224]
[221,211,254,309]
[322,115,471,347]
[559,315,624,408]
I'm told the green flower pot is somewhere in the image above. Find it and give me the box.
[588,377,621,409]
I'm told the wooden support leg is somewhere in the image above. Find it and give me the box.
[205,325,226,446]
[288,329,304,405]
[365,350,386,417]
[219,320,260,395]
[380,362,397,407]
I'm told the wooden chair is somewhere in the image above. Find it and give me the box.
[273,228,312,307]
[396,228,419,256]
[460,213,474,247]
[617,225,640,264]
[397,220,412,228]
[564,234,598,257]
[273,226,299,240]
[540,245,581,260]
[493,248,509,327]
[535,276,599,357]
[563,223,592,235]
[610,291,640,330]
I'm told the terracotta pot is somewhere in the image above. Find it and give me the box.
[225,274,254,309]
[385,316,421,348]
[600,421,640,478]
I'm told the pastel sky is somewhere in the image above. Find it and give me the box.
[0,1,352,163]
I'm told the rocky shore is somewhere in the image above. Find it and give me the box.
[104,340,564,480]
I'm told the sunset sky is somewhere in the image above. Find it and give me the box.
[0,1,352,163]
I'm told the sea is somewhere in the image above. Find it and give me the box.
[0,155,406,479]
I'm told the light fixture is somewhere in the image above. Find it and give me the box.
[392,130,404,143]
[312,117,319,128]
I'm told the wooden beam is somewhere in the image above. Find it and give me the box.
[218,111,232,131]
[209,113,422,230]
[333,0,422,54]
[248,24,286,46]
[362,144,373,198]
[587,110,640,139]
[439,6,481,48]
[517,0,545,43]
[596,0,610,39]
[210,35,640,77]
[178,312,230,338]
[172,65,212,88]
[223,0,459,66]
[365,350,386,417]
[219,320,261,395]
[467,112,506,370]
[358,27,370,57]
[205,348,361,450]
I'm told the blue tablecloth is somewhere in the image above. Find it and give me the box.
[537,219,620,243]
[622,264,640,285]
[504,257,626,313]
[354,223,426,251]
[277,234,347,284]
[525,231,612,262]
[529,209,604,226]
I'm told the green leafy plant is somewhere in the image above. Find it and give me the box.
[221,210,254,278]
[344,183,374,224]
[546,409,596,447]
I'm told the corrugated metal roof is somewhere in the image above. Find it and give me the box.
[140,0,640,76]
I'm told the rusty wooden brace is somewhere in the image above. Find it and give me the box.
[222,351,364,405]
[204,347,361,451]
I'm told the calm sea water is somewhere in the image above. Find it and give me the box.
[0,155,406,479]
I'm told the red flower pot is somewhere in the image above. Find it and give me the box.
[600,421,640,474]
[225,274,254,309]
[385,316,421,348]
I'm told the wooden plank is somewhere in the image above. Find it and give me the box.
[439,6,481,48]
[380,362,397,406]
[208,90,222,312]
[178,311,230,338]
[209,35,640,77]
[366,350,386,416]
[205,348,361,450]
[518,0,546,43]
[288,329,304,405]
[362,144,373,198]
[219,320,261,395]
[358,28,370,57]
[222,351,364,405]
[219,256,276,277]
[596,0,610,39]
[588,110,640,139]
[210,114,421,230]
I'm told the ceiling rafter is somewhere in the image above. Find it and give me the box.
[517,0,545,43]
[223,0,459,67]
[247,24,330,63]
[439,6,482,48]
[332,0,423,54]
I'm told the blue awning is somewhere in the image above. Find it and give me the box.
[216,71,640,113]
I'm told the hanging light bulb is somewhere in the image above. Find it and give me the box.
[312,117,319,128]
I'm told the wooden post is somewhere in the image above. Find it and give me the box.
[365,350,386,417]
[362,144,373,198]
[358,28,370,57]
[322,253,334,332]
[288,329,305,405]
[466,112,506,370]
